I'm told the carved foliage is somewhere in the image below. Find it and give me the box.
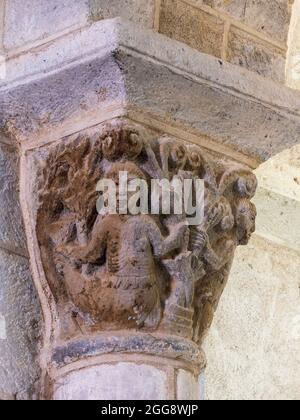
[35,122,257,344]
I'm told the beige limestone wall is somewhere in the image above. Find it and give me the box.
[204,235,300,400]
[287,0,300,88]
[204,146,300,400]
[158,0,292,83]
[0,1,293,84]
[0,141,42,400]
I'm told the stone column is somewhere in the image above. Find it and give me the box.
[0,139,42,400]
[18,121,256,400]
[1,4,300,401]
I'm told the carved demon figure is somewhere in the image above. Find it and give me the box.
[59,161,188,330]
[34,121,257,344]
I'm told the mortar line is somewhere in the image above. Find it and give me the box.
[222,20,231,61]
[180,0,287,52]
[154,0,162,31]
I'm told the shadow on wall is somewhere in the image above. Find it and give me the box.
[286,0,300,89]
[204,144,300,400]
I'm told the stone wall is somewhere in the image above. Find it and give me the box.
[1,0,300,401]
[0,0,293,84]
[205,235,300,400]
[204,144,300,400]
[0,140,42,400]
[287,0,300,89]
[158,0,292,83]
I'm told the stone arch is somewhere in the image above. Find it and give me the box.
[286,0,300,88]
[204,144,300,400]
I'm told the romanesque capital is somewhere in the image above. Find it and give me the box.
[23,120,257,394]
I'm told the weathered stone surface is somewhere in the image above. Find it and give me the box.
[286,0,300,89]
[29,121,256,346]
[0,248,42,400]
[252,143,300,251]
[204,235,300,400]
[90,0,155,28]
[1,19,299,164]
[0,143,27,253]
[54,363,168,400]
[159,0,224,58]
[52,332,205,368]
[177,370,199,400]
[254,188,300,251]
[203,0,291,43]
[3,0,155,52]
[255,143,300,202]
[201,0,248,20]
[3,0,89,50]
[0,2,4,52]
[227,27,286,83]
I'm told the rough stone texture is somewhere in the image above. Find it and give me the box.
[158,0,289,82]
[90,0,155,29]
[202,0,292,43]
[177,370,199,400]
[2,0,156,52]
[204,235,300,400]
[253,143,300,251]
[1,19,299,164]
[3,0,89,51]
[204,146,300,400]
[0,143,27,253]
[159,0,224,58]
[286,0,300,89]
[54,363,168,400]
[30,121,256,350]
[51,332,205,368]
[255,143,300,202]
[227,27,286,83]
[122,53,300,162]
[0,248,42,400]
[0,1,4,51]
[2,47,300,163]
[254,188,300,251]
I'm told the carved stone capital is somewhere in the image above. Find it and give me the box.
[22,119,257,395]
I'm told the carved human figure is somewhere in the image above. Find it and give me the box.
[59,162,188,330]
[36,124,257,347]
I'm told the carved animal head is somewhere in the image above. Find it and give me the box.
[235,198,257,245]
[170,144,188,170]
[236,175,258,199]
[188,149,203,171]
[102,127,143,161]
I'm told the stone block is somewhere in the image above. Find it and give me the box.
[3,0,156,51]
[202,0,249,21]
[1,19,300,163]
[3,0,89,50]
[204,235,300,400]
[159,0,224,58]
[227,27,286,83]
[203,0,291,43]
[254,188,300,251]
[90,0,155,28]
[0,143,27,253]
[54,363,168,400]
[0,2,5,52]
[177,370,199,400]
[0,248,42,400]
